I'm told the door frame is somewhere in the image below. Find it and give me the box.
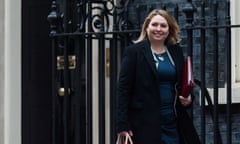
[3,0,21,144]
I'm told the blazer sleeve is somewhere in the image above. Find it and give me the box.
[176,44,185,92]
[168,44,184,93]
[116,45,137,133]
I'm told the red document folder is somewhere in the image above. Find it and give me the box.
[181,56,195,98]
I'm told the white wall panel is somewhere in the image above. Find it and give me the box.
[4,0,21,144]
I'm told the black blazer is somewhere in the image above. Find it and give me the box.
[116,39,201,144]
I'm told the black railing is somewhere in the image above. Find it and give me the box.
[182,1,234,144]
[48,0,238,144]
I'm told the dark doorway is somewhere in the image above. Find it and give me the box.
[22,0,52,144]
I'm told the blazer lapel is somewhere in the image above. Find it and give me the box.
[141,40,159,78]
[167,45,178,74]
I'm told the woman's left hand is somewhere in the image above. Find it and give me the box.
[179,95,192,106]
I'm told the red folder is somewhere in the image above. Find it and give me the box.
[181,56,195,98]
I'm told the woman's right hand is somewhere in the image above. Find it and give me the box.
[118,130,133,137]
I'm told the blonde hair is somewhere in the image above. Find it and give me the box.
[134,9,180,45]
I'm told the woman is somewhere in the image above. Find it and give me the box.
[116,9,201,144]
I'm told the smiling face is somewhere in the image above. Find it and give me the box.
[146,14,169,44]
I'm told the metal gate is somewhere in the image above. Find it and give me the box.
[47,0,238,144]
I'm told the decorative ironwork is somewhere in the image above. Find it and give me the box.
[48,0,134,34]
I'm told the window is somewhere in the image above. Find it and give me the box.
[231,0,240,86]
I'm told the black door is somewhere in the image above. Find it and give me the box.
[22,0,52,144]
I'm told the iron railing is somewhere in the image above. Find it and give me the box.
[47,0,239,144]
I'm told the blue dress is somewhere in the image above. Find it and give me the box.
[154,52,179,144]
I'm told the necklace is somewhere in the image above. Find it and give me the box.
[152,46,167,61]
[155,53,165,61]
